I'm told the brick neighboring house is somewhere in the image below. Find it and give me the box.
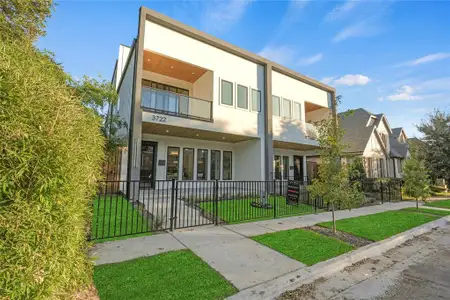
[339,108,409,179]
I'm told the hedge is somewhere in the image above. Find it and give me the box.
[0,40,104,299]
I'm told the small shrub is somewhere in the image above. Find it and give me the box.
[0,40,104,298]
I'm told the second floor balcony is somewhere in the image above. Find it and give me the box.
[141,87,213,122]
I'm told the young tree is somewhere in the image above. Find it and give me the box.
[403,154,431,210]
[307,100,364,233]
[416,109,450,185]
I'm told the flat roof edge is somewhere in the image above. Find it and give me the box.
[140,6,335,93]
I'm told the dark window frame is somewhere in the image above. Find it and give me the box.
[142,79,189,96]
[166,146,180,180]
[196,149,208,180]
[210,150,221,180]
[274,155,281,180]
[282,156,289,179]
[222,151,233,180]
[182,148,195,180]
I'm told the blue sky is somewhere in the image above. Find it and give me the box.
[37,0,450,136]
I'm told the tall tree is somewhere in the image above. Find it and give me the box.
[0,0,54,41]
[307,97,364,233]
[416,109,450,185]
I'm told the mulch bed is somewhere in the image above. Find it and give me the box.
[305,225,373,248]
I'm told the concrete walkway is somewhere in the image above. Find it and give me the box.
[91,201,418,291]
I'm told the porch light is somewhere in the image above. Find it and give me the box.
[166,129,169,133]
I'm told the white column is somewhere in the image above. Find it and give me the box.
[303,155,308,183]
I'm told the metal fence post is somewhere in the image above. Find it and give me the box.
[388,181,391,202]
[170,178,176,231]
[273,182,277,219]
[214,179,219,225]
[380,181,384,203]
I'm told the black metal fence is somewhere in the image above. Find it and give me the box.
[89,178,403,241]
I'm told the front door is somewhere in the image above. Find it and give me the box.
[140,141,157,188]
[293,156,303,181]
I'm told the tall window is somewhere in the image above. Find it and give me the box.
[182,148,194,180]
[272,96,280,116]
[283,98,292,119]
[366,158,373,178]
[237,85,248,109]
[283,156,289,179]
[293,102,301,120]
[379,159,385,178]
[211,150,221,180]
[252,89,261,112]
[221,80,233,106]
[166,147,180,180]
[274,155,281,180]
[223,151,232,180]
[197,149,208,180]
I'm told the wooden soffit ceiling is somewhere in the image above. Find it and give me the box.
[143,50,208,83]
[305,101,326,113]
[142,122,255,143]
[273,140,319,151]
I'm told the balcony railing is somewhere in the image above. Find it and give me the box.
[305,122,319,140]
[141,87,213,122]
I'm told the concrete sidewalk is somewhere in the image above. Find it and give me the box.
[91,201,417,291]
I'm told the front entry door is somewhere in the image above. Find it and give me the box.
[293,156,304,181]
[140,141,157,188]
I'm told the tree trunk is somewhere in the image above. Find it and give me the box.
[416,197,419,211]
[331,202,336,234]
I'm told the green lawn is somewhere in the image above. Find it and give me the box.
[319,210,438,241]
[252,229,354,266]
[400,207,450,216]
[425,199,450,209]
[94,250,237,300]
[91,195,152,243]
[199,196,318,224]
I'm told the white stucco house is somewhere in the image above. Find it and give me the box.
[111,7,336,188]
[339,109,409,179]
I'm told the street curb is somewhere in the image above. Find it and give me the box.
[228,216,450,300]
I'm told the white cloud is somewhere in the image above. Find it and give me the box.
[320,74,371,86]
[334,74,371,86]
[297,53,323,66]
[398,53,450,67]
[321,77,335,85]
[203,0,253,32]
[387,85,422,101]
[386,83,446,101]
[324,0,360,22]
[258,45,296,66]
[332,22,379,42]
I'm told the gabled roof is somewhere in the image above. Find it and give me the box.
[339,108,407,157]
[338,108,376,153]
[389,127,409,158]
